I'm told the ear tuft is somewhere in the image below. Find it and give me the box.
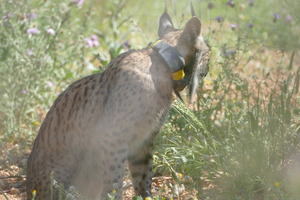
[158,12,174,38]
[190,2,196,17]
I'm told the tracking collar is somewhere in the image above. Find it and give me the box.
[152,41,190,96]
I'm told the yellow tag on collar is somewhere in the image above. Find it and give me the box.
[172,69,185,81]
[151,40,162,47]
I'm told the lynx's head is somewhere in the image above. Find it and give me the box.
[157,12,210,103]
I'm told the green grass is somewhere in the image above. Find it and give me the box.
[155,63,300,199]
[1,0,300,199]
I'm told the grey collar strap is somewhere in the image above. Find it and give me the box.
[152,40,191,101]
[152,41,185,74]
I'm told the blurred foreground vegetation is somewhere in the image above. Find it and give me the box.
[0,0,300,199]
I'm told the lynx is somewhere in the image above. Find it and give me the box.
[26,12,210,200]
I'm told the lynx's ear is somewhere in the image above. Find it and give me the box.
[179,17,201,48]
[158,12,174,38]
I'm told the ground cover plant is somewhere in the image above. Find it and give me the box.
[0,0,300,199]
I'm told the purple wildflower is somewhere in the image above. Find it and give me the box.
[21,90,28,95]
[84,34,99,48]
[93,40,99,47]
[208,2,214,9]
[273,13,281,23]
[2,13,13,22]
[122,40,131,49]
[222,48,236,58]
[27,28,40,35]
[230,24,238,30]
[227,0,235,7]
[90,35,99,46]
[71,0,84,7]
[215,16,224,23]
[26,13,37,20]
[225,50,236,57]
[285,14,293,23]
[84,38,93,48]
[46,28,55,35]
[91,35,98,41]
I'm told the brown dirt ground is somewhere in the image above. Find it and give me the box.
[0,172,197,200]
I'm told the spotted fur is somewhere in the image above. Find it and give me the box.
[26,13,210,200]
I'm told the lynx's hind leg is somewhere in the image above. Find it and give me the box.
[128,140,154,198]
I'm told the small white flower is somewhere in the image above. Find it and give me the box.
[26,49,34,56]
[46,28,55,35]
[46,81,55,89]
[71,0,84,7]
